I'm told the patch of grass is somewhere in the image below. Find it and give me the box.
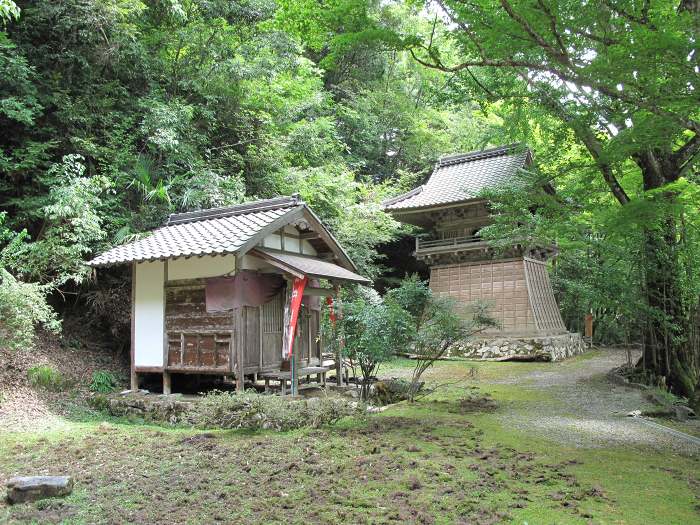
[89,371,119,393]
[27,365,64,391]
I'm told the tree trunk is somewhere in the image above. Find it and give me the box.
[636,151,699,397]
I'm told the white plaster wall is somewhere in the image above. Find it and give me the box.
[262,232,316,255]
[263,234,282,250]
[301,239,317,255]
[285,236,301,253]
[134,261,165,367]
[167,254,236,281]
[240,254,272,271]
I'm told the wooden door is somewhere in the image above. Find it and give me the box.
[260,292,284,371]
[242,306,260,372]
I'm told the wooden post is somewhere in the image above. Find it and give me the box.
[130,263,138,390]
[291,350,298,396]
[233,257,245,393]
[163,371,172,395]
[162,260,170,394]
[334,283,344,387]
[236,307,245,392]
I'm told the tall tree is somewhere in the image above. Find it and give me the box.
[401,0,700,397]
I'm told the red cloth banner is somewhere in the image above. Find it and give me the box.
[325,296,336,324]
[283,276,308,358]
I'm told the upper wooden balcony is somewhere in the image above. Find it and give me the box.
[415,234,489,256]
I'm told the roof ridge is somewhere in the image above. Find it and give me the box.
[166,194,303,226]
[438,143,526,167]
[381,185,424,208]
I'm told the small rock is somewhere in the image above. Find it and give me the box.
[673,405,696,421]
[6,476,73,504]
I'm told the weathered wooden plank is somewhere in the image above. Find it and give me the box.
[183,334,198,366]
[244,306,260,368]
[166,316,234,331]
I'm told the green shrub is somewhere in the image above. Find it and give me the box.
[27,365,64,391]
[87,393,110,412]
[89,370,119,393]
[337,289,395,400]
[0,268,60,351]
[195,390,361,431]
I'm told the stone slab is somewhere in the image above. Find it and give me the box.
[6,476,73,504]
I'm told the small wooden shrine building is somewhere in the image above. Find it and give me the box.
[384,145,583,360]
[88,195,369,393]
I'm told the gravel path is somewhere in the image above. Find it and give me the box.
[495,348,700,452]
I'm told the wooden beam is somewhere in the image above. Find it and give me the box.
[299,232,320,240]
[300,207,362,272]
[236,206,305,258]
[248,248,304,278]
[303,287,335,297]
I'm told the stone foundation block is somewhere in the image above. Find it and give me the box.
[6,476,73,504]
[459,332,585,361]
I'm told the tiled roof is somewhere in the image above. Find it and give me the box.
[88,197,302,267]
[383,144,530,211]
[251,248,371,285]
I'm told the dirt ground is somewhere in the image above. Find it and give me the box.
[492,348,700,451]
[0,331,128,432]
[0,347,699,524]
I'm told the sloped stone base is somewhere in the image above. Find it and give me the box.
[460,332,585,362]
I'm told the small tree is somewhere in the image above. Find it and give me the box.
[0,269,60,351]
[337,291,394,400]
[385,276,496,402]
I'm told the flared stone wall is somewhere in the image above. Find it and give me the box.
[429,259,538,335]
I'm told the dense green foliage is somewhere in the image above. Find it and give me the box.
[0,0,494,349]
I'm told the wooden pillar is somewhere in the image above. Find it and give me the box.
[162,260,170,395]
[236,307,245,392]
[233,257,245,393]
[163,371,172,395]
[334,283,344,387]
[130,263,137,391]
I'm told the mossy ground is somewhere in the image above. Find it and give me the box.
[0,354,698,524]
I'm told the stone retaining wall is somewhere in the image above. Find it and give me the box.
[459,332,585,361]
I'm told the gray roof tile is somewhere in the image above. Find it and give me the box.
[88,199,300,267]
[384,144,530,211]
